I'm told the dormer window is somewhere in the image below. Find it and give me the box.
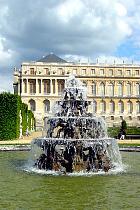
[30,68,35,75]
[44,68,50,75]
[82,69,86,75]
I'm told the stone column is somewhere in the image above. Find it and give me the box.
[27,79,29,94]
[123,81,127,97]
[123,99,127,115]
[104,81,107,97]
[36,79,38,94]
[36,79,39,94]
[114,81,117,97]
[55,79,58,95]
[106,99,110,114]
[132,81,135,97]
[41,79,43,94]
[96,81,99,97]
[21,78,23,95]
[50,79,53,94]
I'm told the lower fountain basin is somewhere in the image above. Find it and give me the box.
[31,137,122,174]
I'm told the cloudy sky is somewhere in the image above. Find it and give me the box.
[0,0,140,92]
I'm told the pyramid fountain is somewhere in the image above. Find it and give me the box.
[31,75,122,174]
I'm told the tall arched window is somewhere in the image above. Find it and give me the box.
[29,80,36,94]
[100,100,106,113]
[58,80,65,95]
[44,80,50,94]
[93,100,97,113]
[136,101,140,113]
[99,82,105,96]
[118,83,123,96]
[136,83,140,96]
[127,83,131,96]
[29,99,36,111]
[44,99,50,112]
[108,83,114,97]
[118,100,124,113]
[109,100,115,113]
[92,82,96,96]
[127,101,133,113]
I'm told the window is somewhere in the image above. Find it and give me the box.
[73,69,77,75]
[118,100,124,113]
[127,101,133,113]
[100,100,106,113]
[136,101,140,113]
[44,99,50,112]
[128,116,132,120]
[29,81,36,94]
[100,69,104,75]
[91,69,95,75]
[137,116,140,121]
[108,83,114,97]
[82,81,87,87]
[23,80,27,93]
[126,83,131,96]
[38,80,41,93]
[44,80,50,94]
[111,116,114,120]
[109,69,113,76]
[136,70,139,76]
[44,68,50,75]
[58,80,65,95]
[136,83,140,96]
[109,101,115,113]
[29,99,36,111]
[58,68,64,75]
[30,68,35,75]
[93,100,97,113]
[99,82,105,96]
[118,70,122,76]
[82,69,86,75]
[126,70,131,76]
[92,82,96,96]
[118,83,123,96]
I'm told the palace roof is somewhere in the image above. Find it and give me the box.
[37,53,67,63]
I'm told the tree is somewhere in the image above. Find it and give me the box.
[121,120,127,131]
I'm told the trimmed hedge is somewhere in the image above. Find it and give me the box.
[0,92,35,140]
[108,126,140,138]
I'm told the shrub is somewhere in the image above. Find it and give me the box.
[0,92,35,140]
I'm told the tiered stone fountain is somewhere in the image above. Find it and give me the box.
[31,75,122,174]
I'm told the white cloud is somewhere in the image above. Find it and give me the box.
[0,0,132,56]
[0,37,16,66]
[0,74,13,93]
[0,0,139,92]
[64,54,140,65]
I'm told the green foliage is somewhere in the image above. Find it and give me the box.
[0,92,21,140]
[0,92,35,140]
[27,110,35,131]
[108,126,140,138]
[126,127,140,134]
[107,127,120,138]
[21,103,28,135]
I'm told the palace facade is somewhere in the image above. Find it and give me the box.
[13,53,140,129]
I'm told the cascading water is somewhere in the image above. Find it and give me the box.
[30,75,123,175]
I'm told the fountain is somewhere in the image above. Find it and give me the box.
[31,75,122,174]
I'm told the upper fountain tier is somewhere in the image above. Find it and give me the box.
[44,75,107,139]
